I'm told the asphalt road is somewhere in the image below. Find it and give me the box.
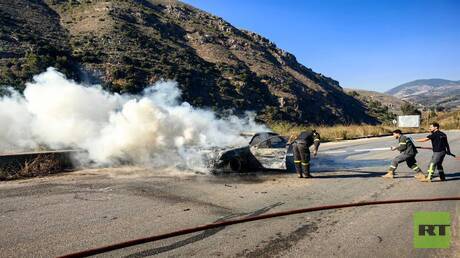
[0,131,459,258]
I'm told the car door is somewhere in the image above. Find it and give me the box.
[249,135,288,170]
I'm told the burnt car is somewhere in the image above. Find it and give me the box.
[209,132,296,173]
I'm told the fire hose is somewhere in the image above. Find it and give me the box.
[416,146,458,159]
[320,146,459,159]
[58,197,460,258]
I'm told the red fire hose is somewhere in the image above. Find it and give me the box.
[58,196,460,258]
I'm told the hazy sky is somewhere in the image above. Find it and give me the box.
[183,0,460,92]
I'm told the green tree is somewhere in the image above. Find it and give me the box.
[401,103,421,115]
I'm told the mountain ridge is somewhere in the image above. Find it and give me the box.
[386,78,460,95]
[0,0,377,125]
[385,79,460,108]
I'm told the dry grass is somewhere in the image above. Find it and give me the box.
[0,154,64,180]
[435,111,460,130]
[18,154,63,178]
[270,111,460,141]
[270,122,425,142]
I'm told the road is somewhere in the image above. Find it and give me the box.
[0,131,459,258]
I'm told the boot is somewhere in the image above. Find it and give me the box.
[295,163,303,178]
[418,175,431,182]
[439,172,446,181]
[303,164,313,178]
[414,172,425,180]
[304,172,314,178]
[419,169,434,182]
[382,170,394,178]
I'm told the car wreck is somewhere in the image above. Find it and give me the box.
[209,132,296,173]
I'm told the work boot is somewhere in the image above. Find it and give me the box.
[294,162,303,178]
[418,175,431,183]
[302,164,313,178]
[439,172,446,181]
[382,170,394,179]
[414,172,425,180]
[304,172,314,178]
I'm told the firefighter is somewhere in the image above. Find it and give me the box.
[288,129,320,178]
[382,129,424,179]
[415,122,453,182]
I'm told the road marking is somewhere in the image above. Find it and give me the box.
[321,147,390,154]
[353,147,390,152]
[321,150,347,154]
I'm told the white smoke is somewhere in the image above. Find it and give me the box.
[0,67,268,171]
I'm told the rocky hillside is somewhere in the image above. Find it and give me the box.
[345,89,407,114]
[345,89,399,123]
[0,0,377,125]
[386,79,460,109]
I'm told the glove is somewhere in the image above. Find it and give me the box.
[447,152,456,158]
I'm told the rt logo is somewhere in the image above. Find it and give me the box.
[414,212,451,248]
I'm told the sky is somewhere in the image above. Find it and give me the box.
[183,0,460,92]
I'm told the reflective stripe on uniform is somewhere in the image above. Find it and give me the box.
[314,139,320,142]
[390,165,396,169]
[427,163,435,173]
[411,166,420,171]
[301,162,309,166]
[427,163,435,179]
[399,142,406,145]
[294,160,301,163]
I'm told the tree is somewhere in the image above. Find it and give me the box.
[349,91,360,97]
[400,103,421,115]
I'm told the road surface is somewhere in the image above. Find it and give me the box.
[0,131,459,257]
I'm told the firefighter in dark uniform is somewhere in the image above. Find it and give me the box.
[383,129,424,179]
[288,130,320,178]
[415,122,454,182]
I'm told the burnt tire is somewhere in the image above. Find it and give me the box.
[229,158,242,172]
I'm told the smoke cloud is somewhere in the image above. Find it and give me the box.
[0,68,267,171]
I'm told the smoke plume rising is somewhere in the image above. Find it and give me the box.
[0,68,267,171]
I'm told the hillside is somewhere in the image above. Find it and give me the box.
[386,79,460,108]
[0,0,377,125]
[345,88,406,114]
